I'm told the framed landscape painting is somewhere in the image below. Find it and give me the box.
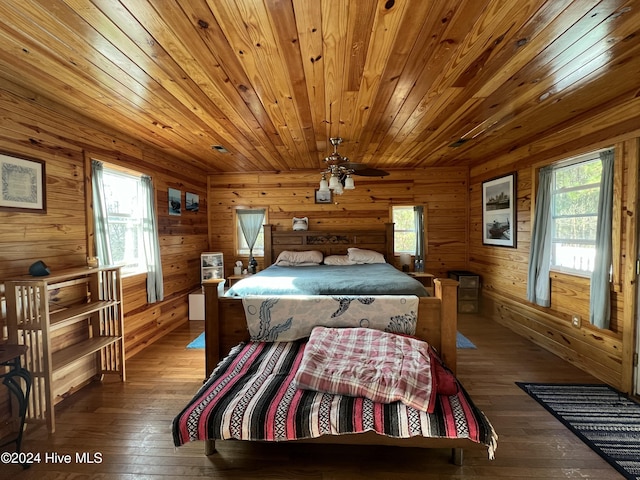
[482,173,516,247]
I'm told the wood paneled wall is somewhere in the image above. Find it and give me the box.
[208,167,469,279]
[468,100,640,392]
[0,79,208,437]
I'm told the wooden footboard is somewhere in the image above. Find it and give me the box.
[202,277,459,377]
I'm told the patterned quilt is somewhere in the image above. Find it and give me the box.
[242,295,419,342]
[172,340,497,459]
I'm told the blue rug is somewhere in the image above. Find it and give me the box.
[187,332,205,349]
[187,331,476,349]
[457,332,476,349]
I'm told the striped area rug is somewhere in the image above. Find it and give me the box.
[517,382,640,480]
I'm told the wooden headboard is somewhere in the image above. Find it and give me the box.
[263,223,395,266]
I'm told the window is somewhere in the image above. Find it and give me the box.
[527,147,613,313]
[101,167,146,276]
[236,208,266,256]
[92,159,163,302]
[393,206,416,254]
[550,155,602,275]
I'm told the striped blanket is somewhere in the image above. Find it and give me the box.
[172,340,497,458]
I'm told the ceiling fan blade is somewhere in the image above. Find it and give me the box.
[352,168,390,177]
[339,161,368,171]
[322,138,389,177]
[352,167,390,177]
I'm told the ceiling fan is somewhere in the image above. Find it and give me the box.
[319,137,389,194]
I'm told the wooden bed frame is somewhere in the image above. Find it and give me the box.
[198,224,489,464]
[203,224,458,376]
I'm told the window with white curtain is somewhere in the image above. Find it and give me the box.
[236,208,266,256]
[101,167,146,276]
[550,155,602,275]
[392,206,417,254]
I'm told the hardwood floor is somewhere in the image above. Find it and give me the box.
[2,313,624,479]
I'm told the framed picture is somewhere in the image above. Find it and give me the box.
[168,188,181,216]
[482,173,516,247]
[0,152,47,213]
[315,189,332,204]
[185,192,199,212]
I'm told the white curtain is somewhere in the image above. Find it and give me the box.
[526,166,553,307]
[141,176,164,303]
[238,209,266,257]
[91,160,113,266]
[589,149,614,328]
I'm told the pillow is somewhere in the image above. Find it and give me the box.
[274,250,323,266]
[347,247,386,264]
[293,327,436,412]
[429,349,459,396]
[323,255,355,266]
[275,261,320,267]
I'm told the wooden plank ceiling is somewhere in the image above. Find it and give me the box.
[0,0,638,174]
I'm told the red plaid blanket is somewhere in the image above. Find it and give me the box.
[293,327,435,412]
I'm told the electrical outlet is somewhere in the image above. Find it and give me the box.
[571,315,581,328]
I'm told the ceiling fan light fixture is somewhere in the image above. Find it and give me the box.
[344,175,355,190]
[318,137,387,196]
[319,174,329,193]
[329,173,340,190]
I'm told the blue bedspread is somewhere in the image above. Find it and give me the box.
[224,263,429,297]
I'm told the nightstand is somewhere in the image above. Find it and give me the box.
[406,272,435,296]
[447,271,480,313]
[227,274,252,287]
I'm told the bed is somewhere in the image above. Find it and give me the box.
[225,263,429,297]
[173,224,497,464]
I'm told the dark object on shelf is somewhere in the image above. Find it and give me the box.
[248,256,258,274]
[28,260,50,277]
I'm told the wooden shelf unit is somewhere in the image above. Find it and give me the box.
[189,253,225,321]
[201,252,224,282]
[5,266,125,433]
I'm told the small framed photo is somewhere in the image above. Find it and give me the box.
[315,189,332,204]
[0,152,47,213]
[185,192,199,212]
[168,188,181,216]
[482,173,516,247]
